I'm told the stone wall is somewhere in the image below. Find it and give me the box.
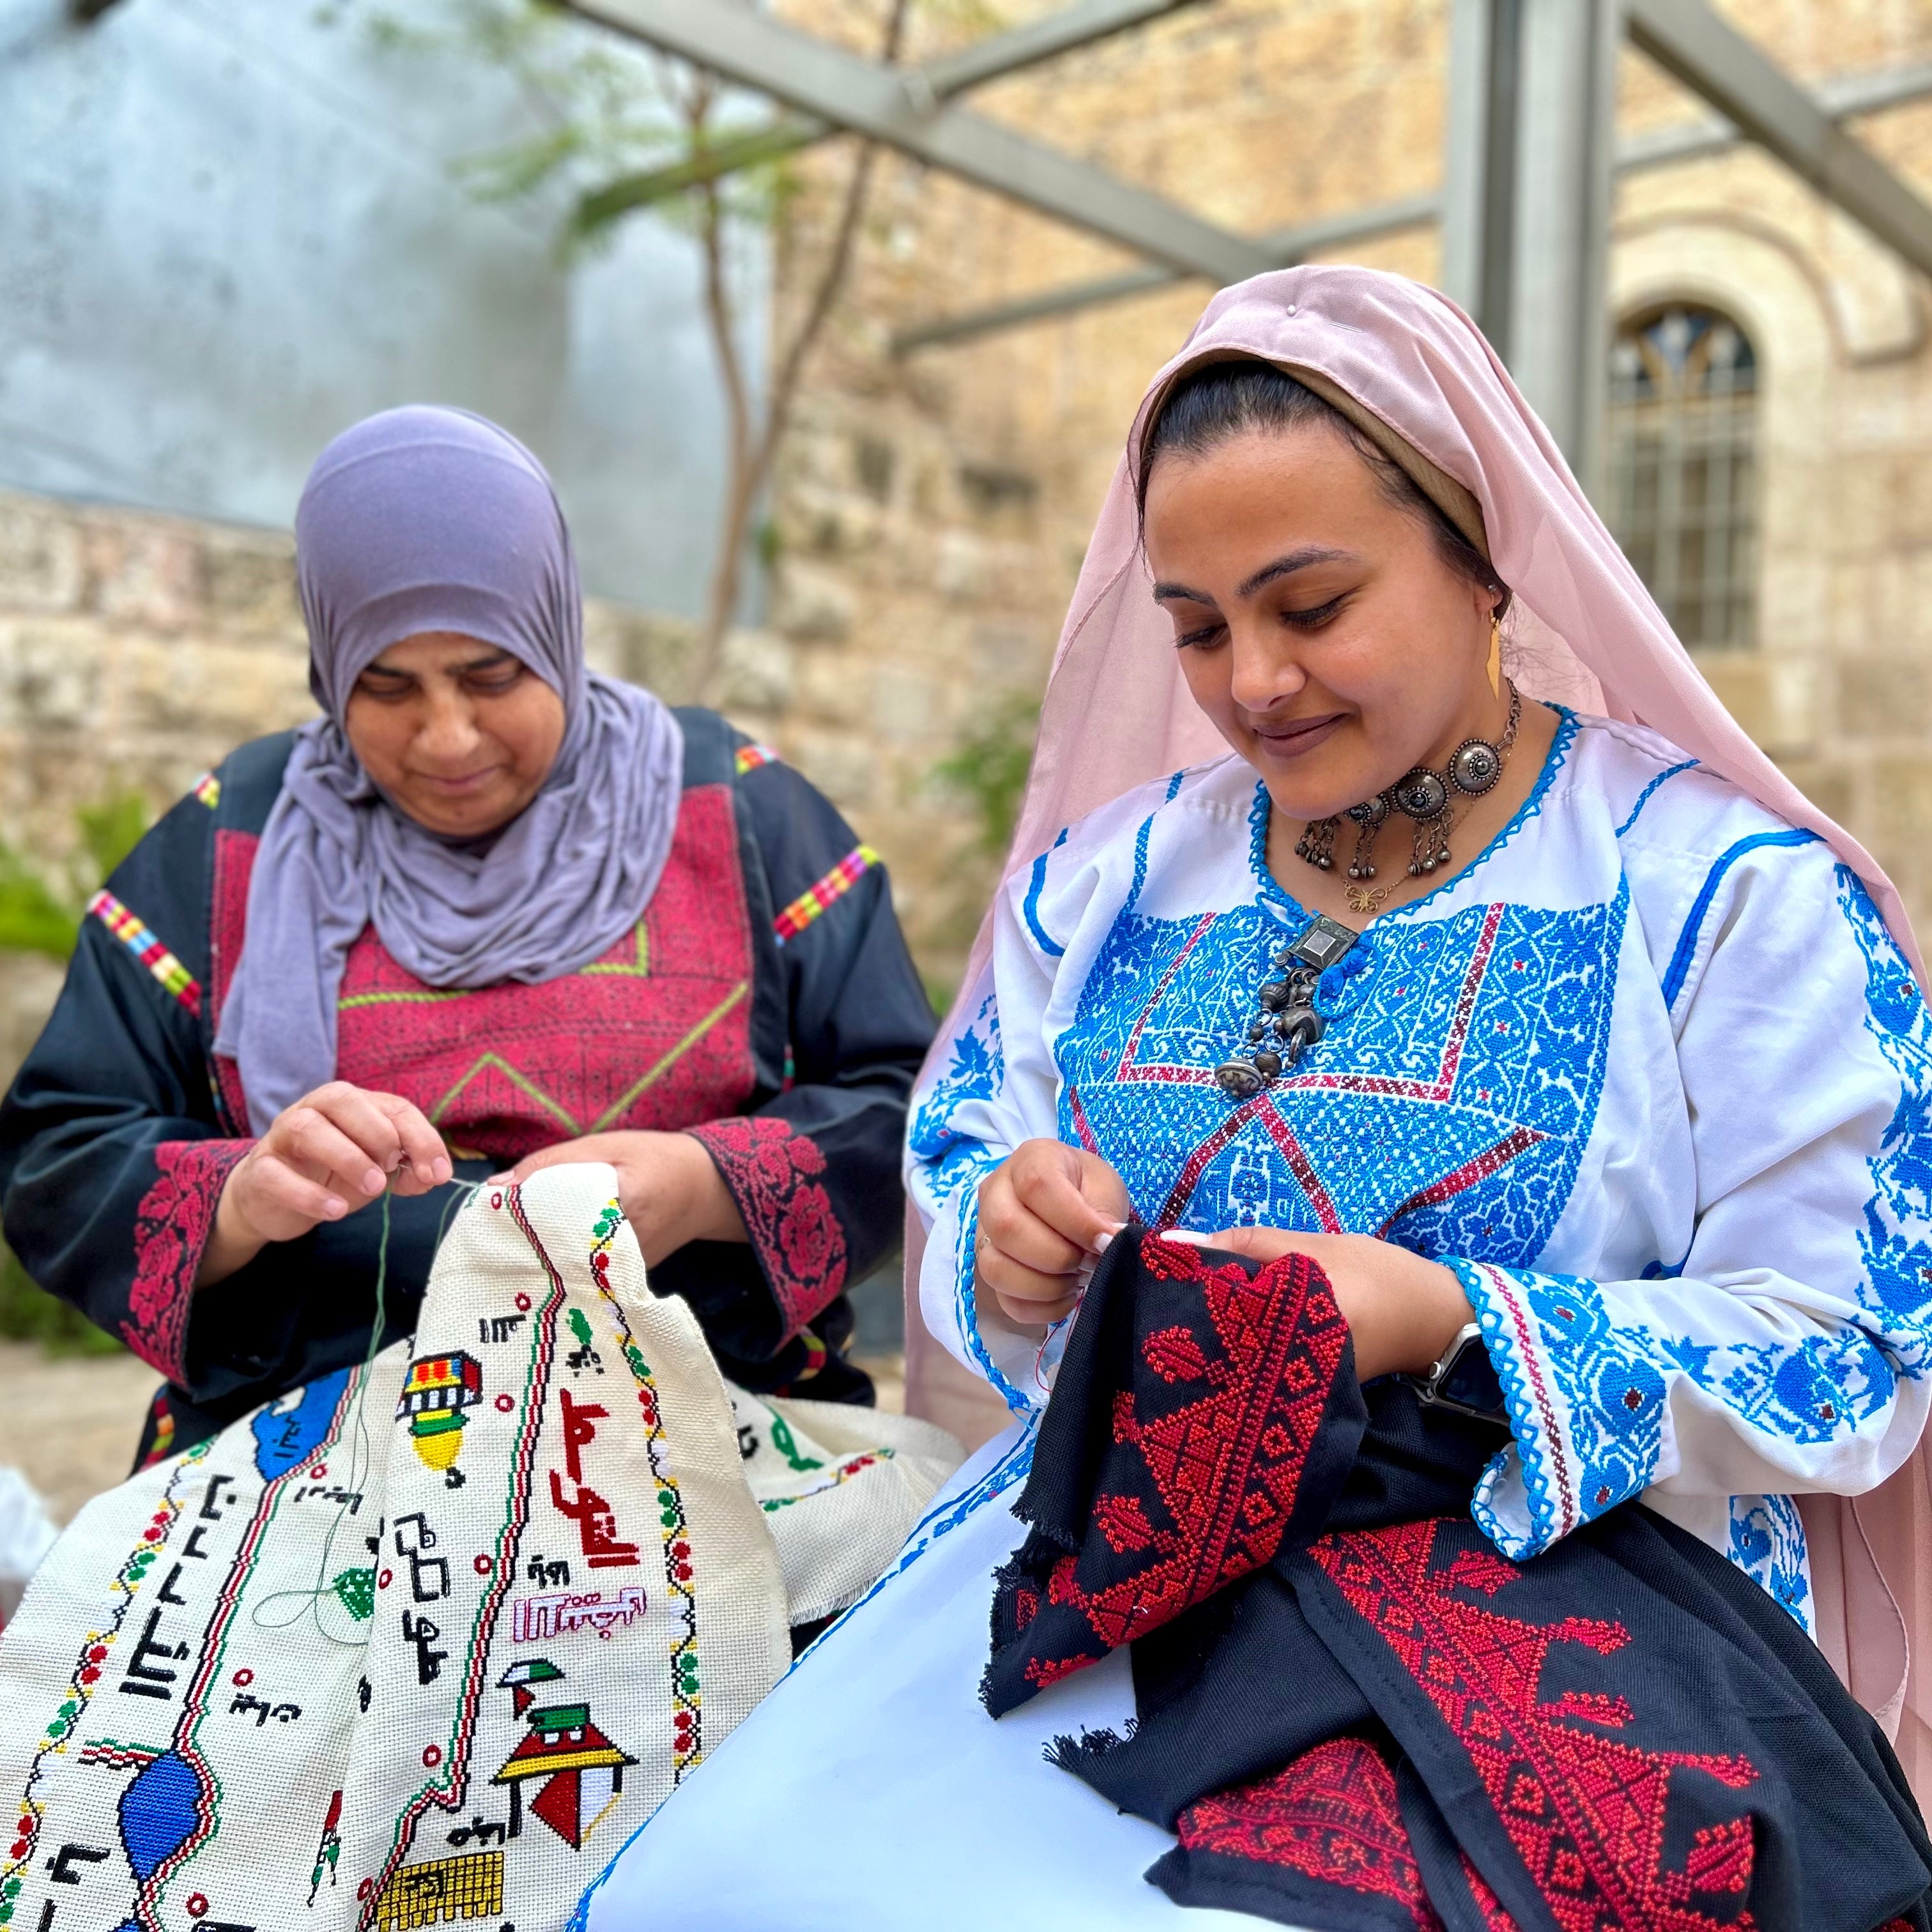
[13,0,1932,1075]
[758,0,1932,979]
[0,486,747,1076]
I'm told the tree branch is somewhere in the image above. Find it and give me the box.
[753,0,910,482]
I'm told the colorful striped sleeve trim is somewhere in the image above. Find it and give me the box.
[773,845,879,946]
[735,742,781,774]
[192,771,221,808]
[88,890,203,1017]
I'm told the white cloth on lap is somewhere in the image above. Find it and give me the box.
[577,1421,1291,1932]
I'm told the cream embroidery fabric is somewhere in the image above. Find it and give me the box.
[0,1163,956,1932]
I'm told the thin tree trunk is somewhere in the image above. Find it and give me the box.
[696,172,758,693]
[691,0,910,705]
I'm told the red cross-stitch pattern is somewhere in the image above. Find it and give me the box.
[208,827,256,1131]
[1310,1519,1761,1930]
[1032,1239,1349,1671]
[331,785,755,1164]
[125,1138,252,1380]
[1177,1736,1445,1928]
[687,1116,848,1338]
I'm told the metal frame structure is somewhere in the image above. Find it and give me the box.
[549,0,1932,480]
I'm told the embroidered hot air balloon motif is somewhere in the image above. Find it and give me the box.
[396,1351,484,1473]
[497,1655,565,1717]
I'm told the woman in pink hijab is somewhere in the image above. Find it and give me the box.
[578,268,1932,1928]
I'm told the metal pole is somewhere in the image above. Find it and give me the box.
[1438,0,1491,320]
[1439,0,1525,355]
[1506,0,1618,490]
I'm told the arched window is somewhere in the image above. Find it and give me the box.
[1606,303,1759,650]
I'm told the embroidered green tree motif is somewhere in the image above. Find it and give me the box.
[332,1568,378,1623]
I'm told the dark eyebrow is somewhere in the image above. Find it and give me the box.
[1151,546,1358,608]
[1235,546,1356,599]
[362,647,520,679]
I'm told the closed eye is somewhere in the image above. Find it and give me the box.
[463,664,526,695]
[1282,593,1348,631]
[1174,620,1226,652]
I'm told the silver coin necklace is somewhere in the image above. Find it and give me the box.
[1295,682,1521,917]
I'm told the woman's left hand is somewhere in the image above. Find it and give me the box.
[1169,1227,1473,1383]
[493,1131,746,1267]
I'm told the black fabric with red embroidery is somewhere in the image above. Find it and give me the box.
[988,1227,1932,1931]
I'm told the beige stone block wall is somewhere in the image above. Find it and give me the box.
[13,0,1932,1079]
[0,487,801,1081]
[754,0,1932,974]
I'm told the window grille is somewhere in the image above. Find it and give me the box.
[1605,304,1759,650]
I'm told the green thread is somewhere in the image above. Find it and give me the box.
[580,921,651,977]
[587,982,749,1131]
[248,1185,456,1642]
[337,988,470,1009]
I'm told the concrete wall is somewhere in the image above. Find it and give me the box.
[0,0,757,615]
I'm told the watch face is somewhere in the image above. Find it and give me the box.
[1438,1335,1505,1418]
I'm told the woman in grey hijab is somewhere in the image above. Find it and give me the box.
[0,406,935,1463]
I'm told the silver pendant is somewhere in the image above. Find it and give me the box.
[1391,767,1449,820]
[1448,737,1503,795]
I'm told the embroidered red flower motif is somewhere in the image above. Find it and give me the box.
[125,1139,252,1381]
[689,1117,848,1340]
[778,1183,839,1284]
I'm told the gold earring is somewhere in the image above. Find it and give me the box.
[1485,608,1503,699]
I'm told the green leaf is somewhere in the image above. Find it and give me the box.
[929,694,1039,859]
[77,789,150,883]
[570,118,821,234]
[0,866,78,962]
[0,1248,123,1356]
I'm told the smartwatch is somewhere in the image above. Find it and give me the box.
[1402,1321,1508,1423]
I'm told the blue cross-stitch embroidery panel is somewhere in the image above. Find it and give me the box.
[1055,888,1623,1264]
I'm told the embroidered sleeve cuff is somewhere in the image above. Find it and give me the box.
[947,1186,1042,1418]
[1452,1258,1667,1560]
[686,1117,849,1344]
[127,1138,252,1382]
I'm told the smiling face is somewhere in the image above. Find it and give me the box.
[342,632,567,838]
[1142,421,1505,823]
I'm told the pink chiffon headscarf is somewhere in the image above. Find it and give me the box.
[903,263,1932,1786]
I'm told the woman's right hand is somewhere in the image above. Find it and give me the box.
[197,1082,452,1288]
[974,1138,1131,1327]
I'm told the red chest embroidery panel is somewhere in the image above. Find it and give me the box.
[332,784,756,1165]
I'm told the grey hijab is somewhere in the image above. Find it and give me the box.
[213,406,685,1135]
